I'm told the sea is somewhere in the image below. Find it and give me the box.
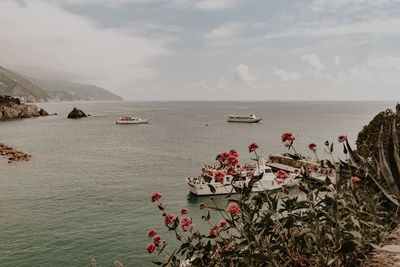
[0,101,396,266]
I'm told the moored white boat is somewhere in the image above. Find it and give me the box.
[227,114,262,123]
[116,116,149,124]
[187,163,301,196]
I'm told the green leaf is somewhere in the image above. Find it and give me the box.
[330,143,334,153]
[152,261,162,265]
[336,240,359,253]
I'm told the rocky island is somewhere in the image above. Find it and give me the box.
[0,95,49,120]
[67,107,88,118]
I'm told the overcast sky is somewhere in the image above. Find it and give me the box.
[1,0,400,100]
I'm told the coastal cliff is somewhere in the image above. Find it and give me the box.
[0,95,48,120]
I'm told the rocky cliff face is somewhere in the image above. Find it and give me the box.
[0,95,48,120]
[0,66,49,102]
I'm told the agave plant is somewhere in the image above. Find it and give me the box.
[344,119,400,206]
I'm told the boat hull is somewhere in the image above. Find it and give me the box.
[227,118,262,123]
[116,120,149,124]
[187,178,300,196]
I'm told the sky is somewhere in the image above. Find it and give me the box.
[0,0,400,101]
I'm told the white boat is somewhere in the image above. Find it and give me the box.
[116,116,149,124]
[227,114,262,123]
[187,163,301,196]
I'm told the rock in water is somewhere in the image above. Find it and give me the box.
[67,107,87,119]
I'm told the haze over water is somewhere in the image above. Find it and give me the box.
[0,101,395,266]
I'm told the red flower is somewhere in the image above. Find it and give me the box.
[229,149,239,157]
[281,132,295,142]
[227,202,241,216]
[227,155,239,165]
[151,192,162,202]
[180,217,193,231]
[226,166,235,176]
[153,235,162,244]
[199,201,206,209]
[163,214,175,225]
[218,219,228,229]
[147,229,157,238]
[214,171,225,184]
[338,135,347,143]
[146,242,156,253]
[275,170,289,179]
[246,171,253,178]
[351,176,361,185]
[308,143,317,152]
[214,250,221,258]
[248,142,259,152]
[180,208,188,215]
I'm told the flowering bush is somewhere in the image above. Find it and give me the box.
[146,138,398,267]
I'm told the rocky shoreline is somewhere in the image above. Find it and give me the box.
[0,95,49,120]
[0,143,31,163]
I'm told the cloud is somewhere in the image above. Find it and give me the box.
[273,69,301,82]
[60,0,242,10]
[264,18,400,39]
[301,54,325,75]
[348,56,400,82]
[205,23,243,40]
[310,0,393,11]
[334,55,341,66]
[194,0,241,10]
[0,0,168,97]
[235,64,256,82]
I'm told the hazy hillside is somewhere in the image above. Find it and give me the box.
[31,79,123,101]
[0,66,49,102]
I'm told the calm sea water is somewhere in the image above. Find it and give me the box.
[0,101,395,266]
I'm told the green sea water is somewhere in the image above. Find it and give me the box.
[0,101,395,266]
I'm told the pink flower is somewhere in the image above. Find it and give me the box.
[351,176,361,185]
[218,219,228,229]
[199,201,206,209]
[180,217,193,231]
[180,208,188,215]
[214,250,221,258]
[214,171,225,184]
[153,235,162,244]
[147,229,157,238]
[338,135,347,143]
[275,170,289,179]
[308,143,317,152]
[226,166,235,176]
[246,171,253,178]
[227,155,239,165]
[163,214,175,225]
[227,202,241,216]
[151,192,162,202]
[281,132,295,142]
[146,242,156,253]
[248,142,259,152]
[229,149,239,157]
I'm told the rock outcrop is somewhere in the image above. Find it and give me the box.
[67,107,87,119]
[0,95,49,120]
[0,143,31,163]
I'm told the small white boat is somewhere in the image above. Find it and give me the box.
[187,163,300,196]
[227,114,262,123]
[116,116,149,124]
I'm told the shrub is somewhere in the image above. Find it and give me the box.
[147,140,398,267]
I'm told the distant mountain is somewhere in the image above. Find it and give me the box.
[30,79,123,101]
[0,65,49,102]
[0,65,123,102]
